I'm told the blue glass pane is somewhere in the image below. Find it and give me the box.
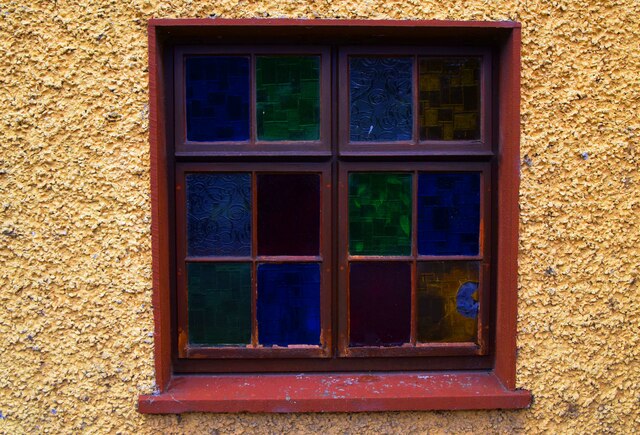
[418,173,481,256]
[349,57,413,142]
[186,173,251,256]
[185,56,250,141]
[257,263,321,346]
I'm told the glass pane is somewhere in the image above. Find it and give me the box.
[186,173,251,257]
[187,263,252,345]
[417,261,479,342]
[349,262,411,346]
[349,172,412,255]
[419,58,481,140]
[185,56,250,142]
[418,172,480,256]
[349,57,413,142]
[257,173,320,256]
[257,263,321,346]
[256,56,320,141]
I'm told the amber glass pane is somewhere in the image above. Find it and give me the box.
[187,263,251,346]
[256,56,320,141]
[349,57,413,141]
[417,261,479,343]
[257,263,321,346]
[349,262,411,346]
[257,173,320,256]
[186,173,251,257]
[419,58,481,140]
[185,56,250,142]
[349,172,412,255]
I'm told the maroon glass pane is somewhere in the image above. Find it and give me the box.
[349,262,411,347]
[257,173,320,256]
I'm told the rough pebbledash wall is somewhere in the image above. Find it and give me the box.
[0,0,638,433]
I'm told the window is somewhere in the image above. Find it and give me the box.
[140,19,531,413]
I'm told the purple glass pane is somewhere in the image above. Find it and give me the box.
[349,262,411,346]
[257,173,320,256]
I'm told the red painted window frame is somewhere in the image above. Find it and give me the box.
[139,18,531,413]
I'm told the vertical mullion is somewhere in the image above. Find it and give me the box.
[176,168,189,358]
[410,170,418,345]
[251,171,258,347]
[330,46,339,357]
[412,54,419,145]
[250,53,256,145]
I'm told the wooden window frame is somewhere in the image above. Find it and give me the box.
[175,163,333,359]
[337,162,492,358]
[338,46,492,156]
[139,18,531,413]
[174,46,332,157]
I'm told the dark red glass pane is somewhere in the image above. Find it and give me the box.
[257,173,320,256]
[349,262,411,346]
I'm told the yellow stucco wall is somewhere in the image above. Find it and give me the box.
[1,0,639,433]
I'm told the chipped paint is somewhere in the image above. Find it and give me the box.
[1,0,639,433]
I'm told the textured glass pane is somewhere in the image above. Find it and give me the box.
[417,261,479,342]
[188,263,251,345]
[257,173,320,256]
[419,58,480,140]
[349,262,411,346]
[185,56,250,141]
[349,172,412,255]
[418,172,480,256]
[186,173,251,257]
[256,56,320,141]
[257,263,321,346]
[349,57,413,141]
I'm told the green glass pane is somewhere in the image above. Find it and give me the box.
[256,56,320,141]
[349,172,412,255]
[188,263,251,346]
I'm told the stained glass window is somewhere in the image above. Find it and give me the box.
[417,261,479,342]
[187,262,252,345]
[257,173,320,256]
[419,58,481,140]
[256,56,320,141]
[349,57,413,142]
[184,171,323,350]
[185,56,250,142]
[186,173,251,257]
[345,169,484,348]
[257,263,321,346]
[349,262,411,346]
[348,172,412,255]
[178,48,491,360]
[418,172,481,256]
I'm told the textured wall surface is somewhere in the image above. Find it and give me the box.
[1,0,639,433]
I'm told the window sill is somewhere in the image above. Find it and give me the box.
[137,371,531,413]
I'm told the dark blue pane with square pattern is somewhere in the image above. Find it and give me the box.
[257,263,320,346]
[418,173,480,256]
[185,56,250,141]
